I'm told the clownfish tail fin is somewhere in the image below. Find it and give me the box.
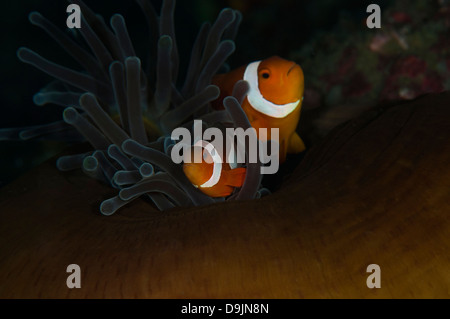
[224,167,246,187]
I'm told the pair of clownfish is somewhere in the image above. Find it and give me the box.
[182,56,305,197]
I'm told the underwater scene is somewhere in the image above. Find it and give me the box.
[0,0,449,300]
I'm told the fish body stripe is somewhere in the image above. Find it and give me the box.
[194,140,222,188]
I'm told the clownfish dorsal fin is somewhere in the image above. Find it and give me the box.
[244,61,300,118]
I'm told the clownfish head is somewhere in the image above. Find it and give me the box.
[244,56,304,118]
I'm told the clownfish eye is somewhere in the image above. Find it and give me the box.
[261,72,270,79]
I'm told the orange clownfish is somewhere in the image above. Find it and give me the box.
[212,56,305,163]
[182,140,246,197]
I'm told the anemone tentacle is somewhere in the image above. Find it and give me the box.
[2,0,267,214]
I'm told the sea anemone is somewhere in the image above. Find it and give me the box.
[1,0,267,214]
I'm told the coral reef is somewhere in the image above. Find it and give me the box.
[291,0,449,142]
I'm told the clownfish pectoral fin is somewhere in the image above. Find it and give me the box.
[224,167,247,187]
[288,132,306,154]
[279,140,287,164]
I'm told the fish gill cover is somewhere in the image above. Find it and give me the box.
[0,0,271,214]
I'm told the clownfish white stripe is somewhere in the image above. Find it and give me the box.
[227,145,238,169]
[194,140,222,188]
[243,61,300,118]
